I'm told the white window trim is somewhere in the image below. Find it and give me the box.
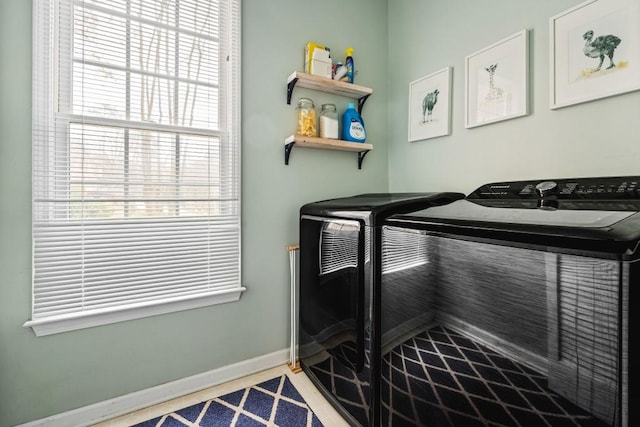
[27,0,243,336]
[24,288,246,337]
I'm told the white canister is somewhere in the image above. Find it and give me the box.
[319,104,339,139]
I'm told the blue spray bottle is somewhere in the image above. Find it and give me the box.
[345,47,354,83]
[342,103,366,143]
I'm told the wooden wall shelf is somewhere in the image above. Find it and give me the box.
[287,71,373,113]
[284,135,372,169]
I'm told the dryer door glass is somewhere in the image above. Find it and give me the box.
[299,216,366,372]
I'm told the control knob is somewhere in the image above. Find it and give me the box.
[535,181,557,198]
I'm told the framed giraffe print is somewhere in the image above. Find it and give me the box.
[408,66,452,142]
[550,0,640,109]
[464,29,529,129]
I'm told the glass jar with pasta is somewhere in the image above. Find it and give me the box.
[296,97,317,137]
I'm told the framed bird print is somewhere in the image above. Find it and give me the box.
[464,30,529,129]
[408,66,452,142]
[550,0,640,109]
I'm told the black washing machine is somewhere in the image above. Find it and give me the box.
[382,176,639,427]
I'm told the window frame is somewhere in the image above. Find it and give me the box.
[26,0,243,337]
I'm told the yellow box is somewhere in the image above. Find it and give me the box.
[304,42,332,78]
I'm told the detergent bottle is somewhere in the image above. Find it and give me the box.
[342,103,366,143]
[344,47,354,83]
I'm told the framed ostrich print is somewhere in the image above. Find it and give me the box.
[550,0,640,109]
[465,30,529,129]
[408,66,452,142]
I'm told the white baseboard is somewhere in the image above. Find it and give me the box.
[19,348,289,427]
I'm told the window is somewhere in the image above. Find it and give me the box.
[27,0,242,336]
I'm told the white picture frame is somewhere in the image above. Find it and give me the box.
[550,0,640,109]
[465,30,529,129]
[408,66,452,142]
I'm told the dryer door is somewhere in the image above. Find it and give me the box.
[299,215,366,372]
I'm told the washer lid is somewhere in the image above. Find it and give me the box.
[387,176,640,258]
[419,199,636,228]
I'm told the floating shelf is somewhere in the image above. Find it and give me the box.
[287,71,373,114]
[284,135,372,169]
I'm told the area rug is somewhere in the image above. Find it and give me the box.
[132,374,324,427]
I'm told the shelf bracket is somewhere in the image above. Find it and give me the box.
[357,94,371,114]
[284,142,295,165]
[287,78,299,105]
[357,150,369,169]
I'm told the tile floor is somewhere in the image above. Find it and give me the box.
[91,365,349,427]
[306,325,611,427]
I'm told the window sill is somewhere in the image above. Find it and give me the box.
[23,287,247,337]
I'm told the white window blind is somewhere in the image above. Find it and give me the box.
[27,0,242,336]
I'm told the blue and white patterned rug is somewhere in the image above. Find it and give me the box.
[132,375,324,427]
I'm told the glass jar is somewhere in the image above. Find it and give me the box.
[296,97,317,137]
[319,103,339,139]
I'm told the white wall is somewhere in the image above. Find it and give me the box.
[388,0,640,195]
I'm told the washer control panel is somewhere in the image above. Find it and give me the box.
[469,176,640,200]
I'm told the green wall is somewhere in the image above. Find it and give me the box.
[0,0,388,425]
[3,0,638,425]
[387,0,640,194]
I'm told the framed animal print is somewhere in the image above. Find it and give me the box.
[550,0,640,109]
[408,66,452,142]
[465,30,529,129]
